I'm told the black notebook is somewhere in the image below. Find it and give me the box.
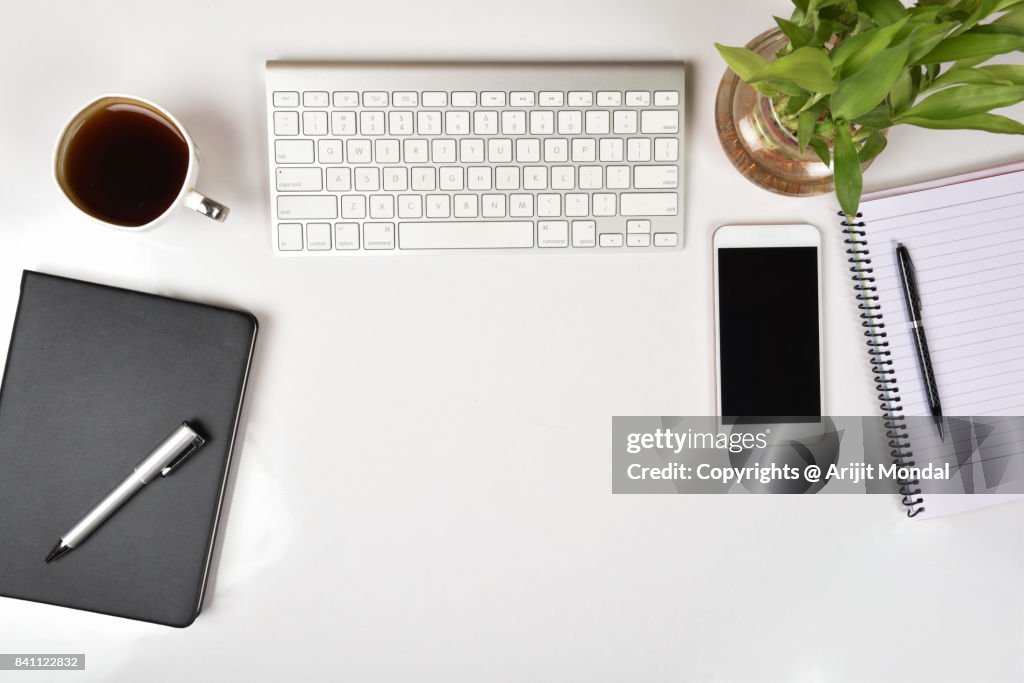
[0,271,257,627]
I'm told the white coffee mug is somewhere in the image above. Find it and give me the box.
[54,94,228,230]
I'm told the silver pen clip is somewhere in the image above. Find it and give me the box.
[161,426,207,476]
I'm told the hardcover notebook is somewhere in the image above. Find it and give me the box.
[0,271,257,626]
[846,164,1024,519]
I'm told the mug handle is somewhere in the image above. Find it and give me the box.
[184,190,229,222]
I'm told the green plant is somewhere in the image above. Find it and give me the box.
[716,0,1024,217]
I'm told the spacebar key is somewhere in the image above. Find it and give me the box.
[399,222,535,249]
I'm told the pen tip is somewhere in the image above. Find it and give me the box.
[45,542,70,564]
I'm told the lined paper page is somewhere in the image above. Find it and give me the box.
[860,170,1024,511]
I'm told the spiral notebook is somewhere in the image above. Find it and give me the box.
[846,163,1024,518]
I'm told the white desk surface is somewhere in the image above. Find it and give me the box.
[2,1,1024,681]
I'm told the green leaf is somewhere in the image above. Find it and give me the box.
[792,0,810,13]
[896,84,1024,119]
[748,46,838,93]
[831,17,910,76]
[776,16,815,49]
[809,136,832,165]
[767,79,809,96]
[798,111,816,153]
[858,130,889,163]
[899,111,1024,133]
[834,125,863,217]
[853,105,893,128]
[906,22,957,63]
[888,67,917,114]
[994,4,1024,30]
[830,41,911,120]
[932,64,1024,88]
[859,0,908,25]
[916,26,1024,63]
[715,44,770,81]
[950,0,1001,36]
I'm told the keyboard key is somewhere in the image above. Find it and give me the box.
[571,138,596,162]
[599,233,624,247]
[579,166,602,189]
[572,220,596,247]
[523,166,547,190]
[360,111,385,135]
[634,165,679,189]
[445,111,470,135]
[627,219,651,234]
[627,233,651,247]
[593,193,616,216]
[334,222,360,249]
[655,90,679,106]
[626,91,651,106]
[654,137,679,162]
[303,91,329,107]
[393,91,418,107]
[274,111,299,135]
[551,166,574,190]
[599,138,624,162]
[501,111,526,135]
[306,222,332,250]
[422,91,448,107]
[404,139,429,163]
[627,137,651,161]
[613,110,637,134]
[375,139,400,163]
[467,166,492,190]
[440,166,465,190]
[585,110,610,135]
[544,138,568,162]
[565,193,588,217]
[425,195,451,218]
[325,167,351,191]
[620,192,678,216]
[474,111,498,135]
[481,194,506,218]
[538,194,560,217]
[278,223,303,250]
[488,138,513,163]
[346,139,372,164]
[277,195,338,220]
[509,194,534,217]
[418,111,442,135]
[355,168,380,191]
[539,91,564,106]
[363,222,396,249]
[568,91,593,107]
[510,91,536,107]
[641,110,679,134]
[273,91,299,107]
[530,111,553,135]
[363,91,389,107]
[432,139,456,162]
[411,167,437,191]
[341,194,367,219]
[331,111,356,136]
[398,194,423,218]
[481,91,506,106]
[398,222,534,249]
[383,167,408,191]
[454,194,479,218]
[302,111,328,135]
[333,91,359,107]
[606,166,630,189]
[318,139,343,163]
[276,167,322,192]
[452,91,477,107]
[597,91,622,106]
[370,195,395,219]
[538,221,569,248]
[389,111,414,135]
[275,139,315,164]
[516,139,540,163]
[654,232,679,247]
[557,111,582,135]
[495,167,520,190]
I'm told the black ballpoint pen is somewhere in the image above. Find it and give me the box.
[896,243,944,441]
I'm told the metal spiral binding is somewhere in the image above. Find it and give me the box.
[841,211,924,517]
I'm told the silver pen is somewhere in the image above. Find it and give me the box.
[45,422,206,563]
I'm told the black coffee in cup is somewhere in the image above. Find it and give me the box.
[58,101,189,227]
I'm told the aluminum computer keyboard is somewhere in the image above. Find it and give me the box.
[265,61,685,255]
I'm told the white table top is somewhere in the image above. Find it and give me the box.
[2,1,1024,680]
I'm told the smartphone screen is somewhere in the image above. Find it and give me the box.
[717,246,821,419]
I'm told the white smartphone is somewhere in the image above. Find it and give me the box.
[713,224,824,420]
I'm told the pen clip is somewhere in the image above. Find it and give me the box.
[907,253,922,311]
[161,432,206,476]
